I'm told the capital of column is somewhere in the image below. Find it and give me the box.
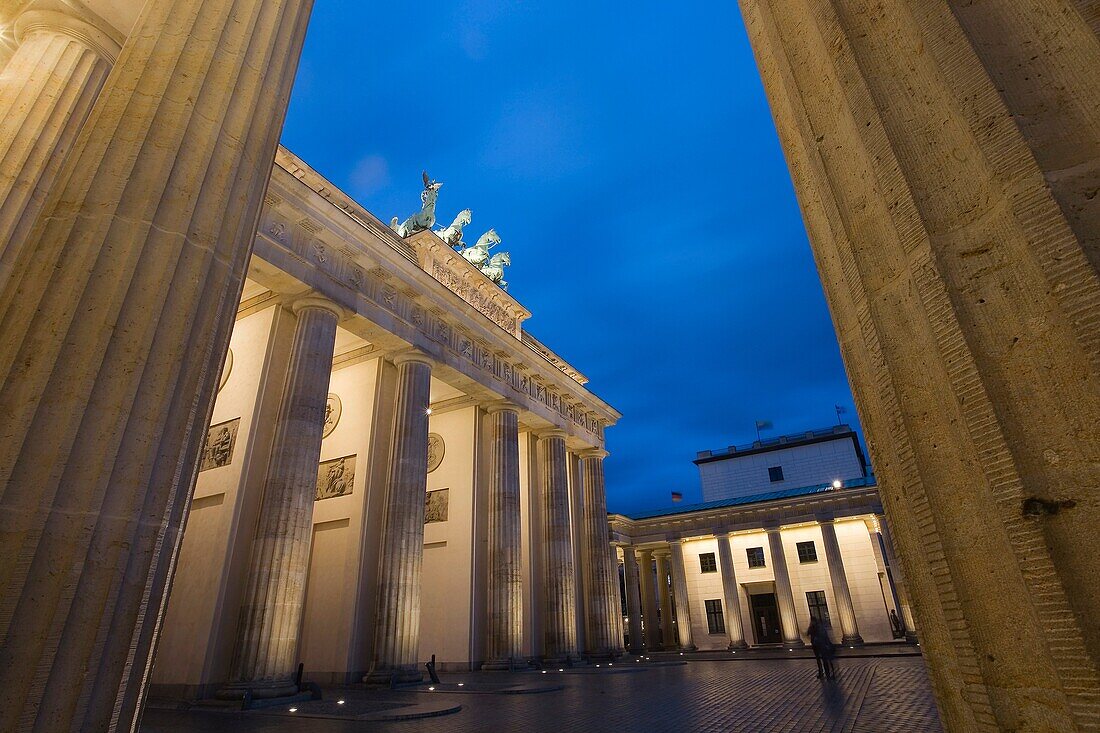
[536,428,567,441]
[15,7,122,63]
[391,349,433,369]
[714,530,731,540]
[289,294,345,321]
[763,522,782,535]
[484,400,519,416]
[579,447,609,460]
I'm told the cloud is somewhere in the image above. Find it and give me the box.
[348,154,391,198]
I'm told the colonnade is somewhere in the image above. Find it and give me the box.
[618,515,915,651]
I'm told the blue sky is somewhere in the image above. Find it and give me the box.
[282,1,859,514]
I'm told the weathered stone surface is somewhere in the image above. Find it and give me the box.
[538,430,578,663]
[668,540,696,651]
[715,533,748,650]
[622,546,643,652]
[482,403,523,670]
[581,449,620,658]
[0,0,315,729]
[764,527,801,648]
[737,0,1100,728]
[818,518,862,646]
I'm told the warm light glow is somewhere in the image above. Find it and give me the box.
[337,700,345,705]
[457,683,464,687]
[832,479,843,489]
[428,686,435,691]
[425,408,433,415]
[289,708,298,712]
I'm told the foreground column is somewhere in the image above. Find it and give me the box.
[581,448,619,658]
[0,5,121,289]
[638,549,660,648]
[737,2,1100,727]
[483,403,523,670]
[817,518,863,645]
[622,546,644,652]
[221,299,340,698]
[655,552,676,649]
[368,355,432,682]
[716,532,748,650]
[668,540,696,651]
[0,0,315,729]
[765,526,803,647]
[539,430,578,663]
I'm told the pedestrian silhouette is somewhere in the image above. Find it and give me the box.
[808,617,836,680]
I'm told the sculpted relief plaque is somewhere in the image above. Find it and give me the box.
[316,455,355,500]
[427,433,445,473]
[323,393,342,438]
[200,418,240,472]
[218,349,233,392]
[425,488,449,524]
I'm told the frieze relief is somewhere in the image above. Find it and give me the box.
[256,206,605,441]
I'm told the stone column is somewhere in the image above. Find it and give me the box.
[622,546,644,653]
[0,0,316,729]
[765,526,803,647]
[817,518,863,646]
[580,448,619,658]
[482,403,523,670]
[220,298,340,698]
[539,430,578,663]
[875,514,917,642]
[655,552,676,649]
[0,4,122,290]
[667,540,696,651]
[737,2,1100,728]
[368,354,433,683]
[716,532,748,650]
[638,549,660,648]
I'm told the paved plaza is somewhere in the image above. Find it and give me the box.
[141,657,942,733]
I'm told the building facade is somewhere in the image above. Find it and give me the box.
[610,428,915,653]
[143,148,623,698]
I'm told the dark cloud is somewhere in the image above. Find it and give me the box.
[283,1,862,516]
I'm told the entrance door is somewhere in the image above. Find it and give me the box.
[750,592,782,644]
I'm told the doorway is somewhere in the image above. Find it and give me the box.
[750,592,782,644]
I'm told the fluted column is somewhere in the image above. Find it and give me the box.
[638,549,660,648]
[765,526,803,647]
[0,0,315,729]
[539,430,578,663]
[817,518,863,645]
[220,298,340,698]
[622,546,643,652]
[716,532,748,650]
[655,552,676,648]
[580,448,619,658]
[482,403,522,670]
[367,354,432,682]
[0,5,122,290]
[875,514,917,642]
[667,540,696,651]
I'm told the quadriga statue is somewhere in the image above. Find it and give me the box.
[390,171,443,237]
[436,208,471,248]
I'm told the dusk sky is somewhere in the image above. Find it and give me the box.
[281,2,861,515]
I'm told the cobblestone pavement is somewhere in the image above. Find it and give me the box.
[141,657,942,733]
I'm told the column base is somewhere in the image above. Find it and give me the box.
[362,667,423,685]
[678,645,697,652]
[215,679,299,700]
[541,654,580,666]
[585,647,618,661]
[841,634,864,646]
[727,640,749,651]
[783,640,805,649]
[481,658,520,671]
[904,632,919,644]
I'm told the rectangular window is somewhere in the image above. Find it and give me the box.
[807,590,830,625]
[797,541,818,563]
[746,547,766,568]
[705,599,725,634]
[768,466,784,482]
[699,552,717,573]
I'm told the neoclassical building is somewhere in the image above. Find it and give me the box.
[148,148,624,697]
[612,426,915,653]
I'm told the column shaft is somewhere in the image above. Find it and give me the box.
[622,547,643,652]
[539,432,577,662]
[369,356,432,682]
[0,8,120,291]
[878,515,917,641]
[483,405,522,670]
[221,301,339,697]
[638,550,660,648]
[667,540,696,651]
[766,528,803,647]
[581,450,619,657]
[0,0,315,729]
[818,519,863,645]
[716,533,748,649]
[655,553,676,648]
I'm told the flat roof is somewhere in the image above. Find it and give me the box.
[622,475,877,521]
[694,424,861,465]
